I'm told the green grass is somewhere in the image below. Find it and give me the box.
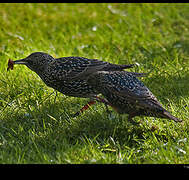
[0,3,189,164]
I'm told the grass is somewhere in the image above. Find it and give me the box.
[0,3,189,164]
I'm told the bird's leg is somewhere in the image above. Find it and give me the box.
[71,100,96,117]
[72,96,112,117]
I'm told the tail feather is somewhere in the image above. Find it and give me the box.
[163,111,182,122]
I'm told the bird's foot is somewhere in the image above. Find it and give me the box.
[71,100,96,118]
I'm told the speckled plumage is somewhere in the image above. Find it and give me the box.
[12,52,140,99]
[12,52,181,123]
[88,71,182,122]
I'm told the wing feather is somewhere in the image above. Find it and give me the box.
[48,56,138,81]
[51,57,112,81]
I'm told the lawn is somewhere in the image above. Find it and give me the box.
[0,3,189,164]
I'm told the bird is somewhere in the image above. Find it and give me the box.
[87,70,182,123]
[9,52,145,115]
[9,52,181,123]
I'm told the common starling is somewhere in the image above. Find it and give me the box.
[88,71,182,123]
[9,52,144,113]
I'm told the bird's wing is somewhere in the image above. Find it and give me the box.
[48,57,137,81]
[47,57,112,81]
[99,71,163,110]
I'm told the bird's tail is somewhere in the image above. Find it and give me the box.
[163,110,182,122]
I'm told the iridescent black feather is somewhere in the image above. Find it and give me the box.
[12,52,182,122]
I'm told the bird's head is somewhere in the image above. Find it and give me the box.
[13,52,54,73]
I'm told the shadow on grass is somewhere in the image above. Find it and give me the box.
[43,99,147,148]
[0,96,146,151]
[0,89,181,163]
